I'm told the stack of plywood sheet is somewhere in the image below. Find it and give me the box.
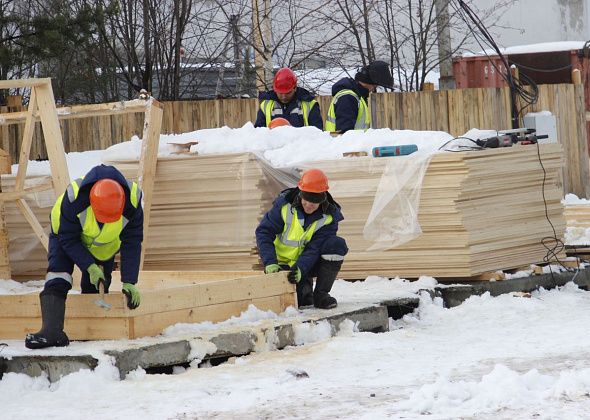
[110,153,277,272]
[564,204,590,229]
[309,144,565,278]
[4,145,565,281]
[2,175,55,280]
[0,271,293,340]
[563,201,590,247]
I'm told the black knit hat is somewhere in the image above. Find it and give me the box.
[355,60,393,89]
[300,190,327,204]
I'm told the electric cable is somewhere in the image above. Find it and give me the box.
[437,136,481,151]
[533,141,580,284]
[513,62,573,73]
[451,0,539,126]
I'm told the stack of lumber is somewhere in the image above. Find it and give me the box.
[308,144,565,279]
[564,203,590,228]
[0,271,294,340]
[2,175,55,279]
[110,153,277,271]
[563,201,590,247]
[3,145,565,281]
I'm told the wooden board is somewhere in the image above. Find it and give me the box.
[0,271,294,340]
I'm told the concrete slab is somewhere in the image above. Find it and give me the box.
[0,301,392,382]
[435,267,590,308]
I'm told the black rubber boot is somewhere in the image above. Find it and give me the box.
[25,293,70,349]
[313,259,342,309]
[296,276,314,308]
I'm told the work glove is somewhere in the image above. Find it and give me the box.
[264,264,281,274]
[122,283,141,310]
[287,266,301,284]
[87,263,105,291]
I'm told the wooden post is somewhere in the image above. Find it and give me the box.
[571,70,590,197]
[572,68,582,85]
[0,151,11,278]
[34,82,70,195]
[137,98,163,269]
[510,65,521,129]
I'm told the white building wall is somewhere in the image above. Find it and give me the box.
[471,0,588,47]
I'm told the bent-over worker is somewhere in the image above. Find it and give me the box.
[25,164,143,349]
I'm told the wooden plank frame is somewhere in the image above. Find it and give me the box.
[0,272,295,340]
[0,78,163,272]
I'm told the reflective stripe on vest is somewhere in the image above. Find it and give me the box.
[50,178,141,261]
[273,203,333,267]
[324,89,370,131]
[260,99,317,127]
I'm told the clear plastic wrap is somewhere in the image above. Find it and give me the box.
[362,151,432,251]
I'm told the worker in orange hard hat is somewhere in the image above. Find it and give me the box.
[25,165,144,349]
[256,168,348,309]
[254,67,323,130]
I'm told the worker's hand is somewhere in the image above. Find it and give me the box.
[87,263,105,291]
[264,264,281,274]
[287,266,301,284]
[122,283,141,310]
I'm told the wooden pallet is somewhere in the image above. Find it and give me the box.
[0,271,294,340]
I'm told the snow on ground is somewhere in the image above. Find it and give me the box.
[2,282,590,419]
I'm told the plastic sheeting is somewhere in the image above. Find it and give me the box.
[362,152,432,251]
[257,151,434,252]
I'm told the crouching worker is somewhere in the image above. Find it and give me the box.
[25,165,143,349]
[256,169,348,309]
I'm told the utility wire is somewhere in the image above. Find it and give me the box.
[451,0,539,126]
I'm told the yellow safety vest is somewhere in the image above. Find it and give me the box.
[260,99,318,127]
[324,89,370,131]
[273,203,333,267]
[51,177,141,261]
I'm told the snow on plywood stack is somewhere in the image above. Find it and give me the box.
[108,153,272,271]
[563,199,590,246]
[312,144,564,279]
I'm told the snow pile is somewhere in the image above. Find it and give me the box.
[102,123,456,168]
[2,283,590,418]
[563,193,590,206]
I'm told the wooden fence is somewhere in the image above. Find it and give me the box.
[1,84,588,196]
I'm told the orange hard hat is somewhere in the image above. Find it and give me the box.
[268,117,291,129]
[273,68,297,94]
[298,168,329,193]
[90,179,125,223]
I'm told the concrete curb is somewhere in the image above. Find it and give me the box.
[435,267,590,308]
[0,303,393,381]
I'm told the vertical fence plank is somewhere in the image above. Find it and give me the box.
[447,89,466,136]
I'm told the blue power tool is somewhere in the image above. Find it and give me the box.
[372,144,418,157]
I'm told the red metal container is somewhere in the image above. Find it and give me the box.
[453,55,507,88]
